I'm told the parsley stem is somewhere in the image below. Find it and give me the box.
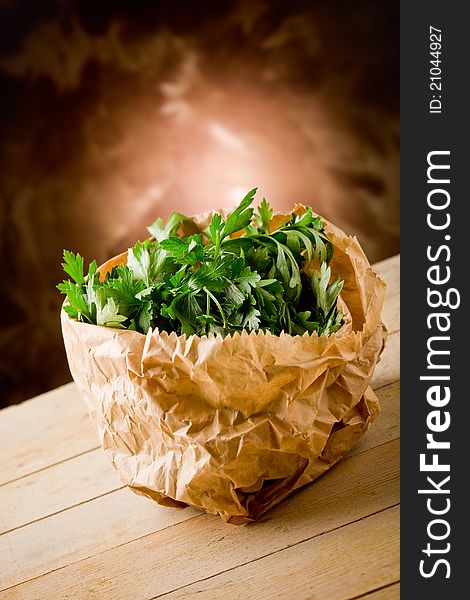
[206,293,211,335]
[204,288,227,329]
[213,235,221,258]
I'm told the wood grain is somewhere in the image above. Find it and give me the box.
[357,583,400,599]
[0,449,122,534]
[0,383,94,486]
[1,438,399,596]
[374,255,400,334]
[160,506,399,600]
[0,490,200,591]
[0,355,400,592]
[372,330,399,390]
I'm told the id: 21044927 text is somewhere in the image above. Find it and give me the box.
[429,26,443,114]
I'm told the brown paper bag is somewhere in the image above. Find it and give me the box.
[61,207,386,524]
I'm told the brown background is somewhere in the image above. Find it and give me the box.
[0,0,399,408]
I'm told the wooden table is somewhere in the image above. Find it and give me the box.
[0,255,400,600]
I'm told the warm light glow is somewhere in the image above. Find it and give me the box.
[208,121,251,157]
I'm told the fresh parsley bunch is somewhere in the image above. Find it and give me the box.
[58,189,344,337]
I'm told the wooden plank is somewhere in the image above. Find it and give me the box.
[161,507,399,600]
[2,438,399,597]
[372,330,400,390]
[0,430,398,591]
[0,383,96,486]
[0,379,398,538]
[0,450,123,534]
[357,583,400,599]
[374,254,400,334]
[0,490,200,591]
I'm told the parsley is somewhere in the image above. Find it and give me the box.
[58,192,344,337]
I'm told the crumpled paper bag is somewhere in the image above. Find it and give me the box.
[61,206,386,524]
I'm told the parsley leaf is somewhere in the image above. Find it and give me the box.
[221,187,256,239]
[255,198,273,233]
[61,251,85,286]
[58,191,344,338]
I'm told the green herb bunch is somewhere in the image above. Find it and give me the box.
[58,189,344,337]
